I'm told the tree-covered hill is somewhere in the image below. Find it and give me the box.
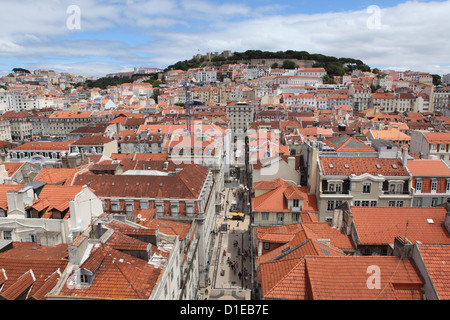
[165,50,371,76]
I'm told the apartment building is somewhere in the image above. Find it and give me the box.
[226,100,255,134]
[252,178,318,226]
[71,163,216,288]
[316,156,412,222]
[8,140,76,167]
[407,159,450,207]
[0,119,12,142]
[410,131,450,165]
[69,134,118,157]
[349,85,371,111]
[0,111,33,141]
[0,184,103,245]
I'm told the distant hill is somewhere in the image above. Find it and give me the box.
[165,50,371,76]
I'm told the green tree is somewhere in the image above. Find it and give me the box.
[282,60,296,69]
[151,88,160,102]
[322,75,337,84]
[12,68,30,74]
[432,74,442,86]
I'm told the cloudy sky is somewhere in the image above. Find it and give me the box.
[0,0,449,77]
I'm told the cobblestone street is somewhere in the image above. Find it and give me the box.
[199,185,252,300]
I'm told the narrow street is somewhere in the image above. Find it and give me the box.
[199,184,252,300]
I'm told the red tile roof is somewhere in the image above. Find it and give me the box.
[406,159,450,176]
[0,242,68,300]
[351,206,450,245]
[319,157,408,176]
[12,140,76,151]
[261,256,424,300]
[417,244,450,300]
[57,246,161,299]
[252,184,317,213]
[34,168,80,185]
[71,134,114,146]
[73,163,209,199]
[423,131,450,144]
[28,185,86,219]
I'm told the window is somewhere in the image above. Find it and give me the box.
[277,213,284,225]
[363,183,371,194]
[125,201,134,213]
[446,180,450,192]
[431,198,438,206]
[186,202,194,215]
[390,184,395,193]
[415,198,422,207]
[156,201,164,215]
[335,200,342,208]
[370,201,377,207]
[111,201,119,211]
[264,242,270,250]
[431,179,438,191]
[440,144,446,151]
[170,202,180,216]
[389,201,396,207]
[261,212,269,221]
[292,213,300,223]
[396,201,404,207]
[140,200,149,209]
[416,179,422,191]
[354,200,361,206]
[293,199,299,208]
[336,184,342,193]
[329,184,335,192]
[80,274,89,284]
[327,200,334,211]
[361,201,370,207]
[3,231,12,240]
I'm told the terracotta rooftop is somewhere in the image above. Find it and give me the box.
[417,244,450,300]
[56,245,161,300]
[252,184,317,213]
[319,157,408,176]
[350,206,450,245]
[423,131,450,144]
[71,134,114,146]
[0,242,68,300]
[323,135,376,152]
[28,185,86,219]
[260,256,424,300]
[72,163,209,199]
[12,140,76,151]
[34,167,80,185]
[406,159,450,176]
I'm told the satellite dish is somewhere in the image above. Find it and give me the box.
[23,196,33,206]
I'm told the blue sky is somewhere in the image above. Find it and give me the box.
[0,0,449,77]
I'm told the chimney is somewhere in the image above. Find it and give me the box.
[68,235,89,265]
[393,236,414,258]
[288,156,296,170]
[402,147,408,167]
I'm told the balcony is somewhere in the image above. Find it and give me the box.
[380,190,411,198]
